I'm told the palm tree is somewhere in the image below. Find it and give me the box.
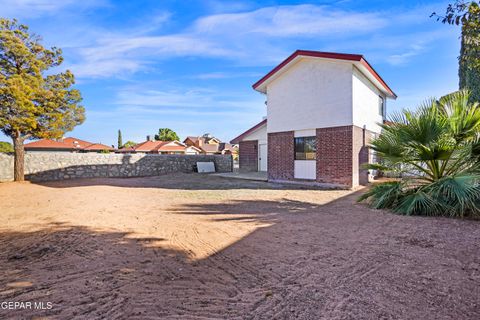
[359,90,480,217]
[154,128,180,141]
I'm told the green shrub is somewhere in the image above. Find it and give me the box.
[0,141,13,153]
[359,90,480,218]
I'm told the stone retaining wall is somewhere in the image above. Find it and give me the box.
[0,153,232,182]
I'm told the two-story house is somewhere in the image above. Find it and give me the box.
[231,50,396,188]
[184,134,238,155]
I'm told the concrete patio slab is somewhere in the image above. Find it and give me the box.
[213,171,268,181]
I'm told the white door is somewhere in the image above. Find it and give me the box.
[258,144,267,172]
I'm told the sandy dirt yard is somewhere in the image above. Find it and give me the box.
[0,173,479,319]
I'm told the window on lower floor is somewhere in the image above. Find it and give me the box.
[294,136,316,160]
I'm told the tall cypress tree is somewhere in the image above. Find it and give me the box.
[434,1,480,102]
[459,2,480,102]
[118,129,123,149]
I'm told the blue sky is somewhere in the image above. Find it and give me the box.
[0,0,461,146]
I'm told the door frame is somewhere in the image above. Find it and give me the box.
[258,143,267,172]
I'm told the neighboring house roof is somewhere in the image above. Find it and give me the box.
[230,119,267,144]
[117,140,186,153]
[201,144,221,153]
[133,141,164,152]
[206,137,221,144]
[24,139,76,150]
[184,135,234,153]
[24,137,113,151]
[116,146,136,153]
[219,142,237,151]
[252,50,397,99]
[184,135,221,145]
[158,143,187,152]
[62,137,94,149]
[184,136,199,144]
[185,145,203,152]
[83,143,114,151]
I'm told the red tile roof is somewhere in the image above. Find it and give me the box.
[62,137,94,149]
[24,137,113,151]
[83,143,114,151]
[24,139,75,150]
[158,144,186,152]
[253,50,396,98]
[133,141,165,152]
[117,140,187,153]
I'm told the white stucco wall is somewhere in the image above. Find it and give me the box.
[352,67,385,134]
[185,146,200,154]
[294,129,316,137]
[241,123,267,144]
[266,58,353,133]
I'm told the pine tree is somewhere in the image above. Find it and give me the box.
[0,19,84,181]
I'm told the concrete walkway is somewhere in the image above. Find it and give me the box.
[213,171,268,182]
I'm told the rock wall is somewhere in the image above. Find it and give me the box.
[0,153,232,182]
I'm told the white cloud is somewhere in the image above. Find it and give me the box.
[62,4,393,78]
[81,35,234,58]
[67,34,239,78]
[0,0,108,18]
[115,87,262,110]
[194,5,387,37]
[387,44,425,66]
[80,85,266,142]
[382,27,458,65]
[69,58,142,78]
[189,71,262,80]
[21,2,455,78]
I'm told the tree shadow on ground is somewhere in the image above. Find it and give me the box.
[169,197,326,223]
[0,222,196,319]
[1,193,479,319]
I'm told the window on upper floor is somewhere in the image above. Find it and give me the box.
[294,136,316,160]
[379,96,385,117]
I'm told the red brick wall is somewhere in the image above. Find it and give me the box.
[316,125,375,187]
[239,140,258,172]
[353,126,374,186]
[268,131,294,181]
[316,126,353,187]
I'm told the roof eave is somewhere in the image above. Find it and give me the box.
[230,119,267,144]
[252,50,397,99]
[357,58,397,99]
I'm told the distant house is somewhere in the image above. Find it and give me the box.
[24,137,114,153]
[117,139,201,154]
[184,134,238,155]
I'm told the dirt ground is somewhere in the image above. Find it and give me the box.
[0,173,479,319]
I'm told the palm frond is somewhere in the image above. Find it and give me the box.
[394,189,445,216]
[360,91,480,217]
[358,181,403,209]
[425,174,480,217]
